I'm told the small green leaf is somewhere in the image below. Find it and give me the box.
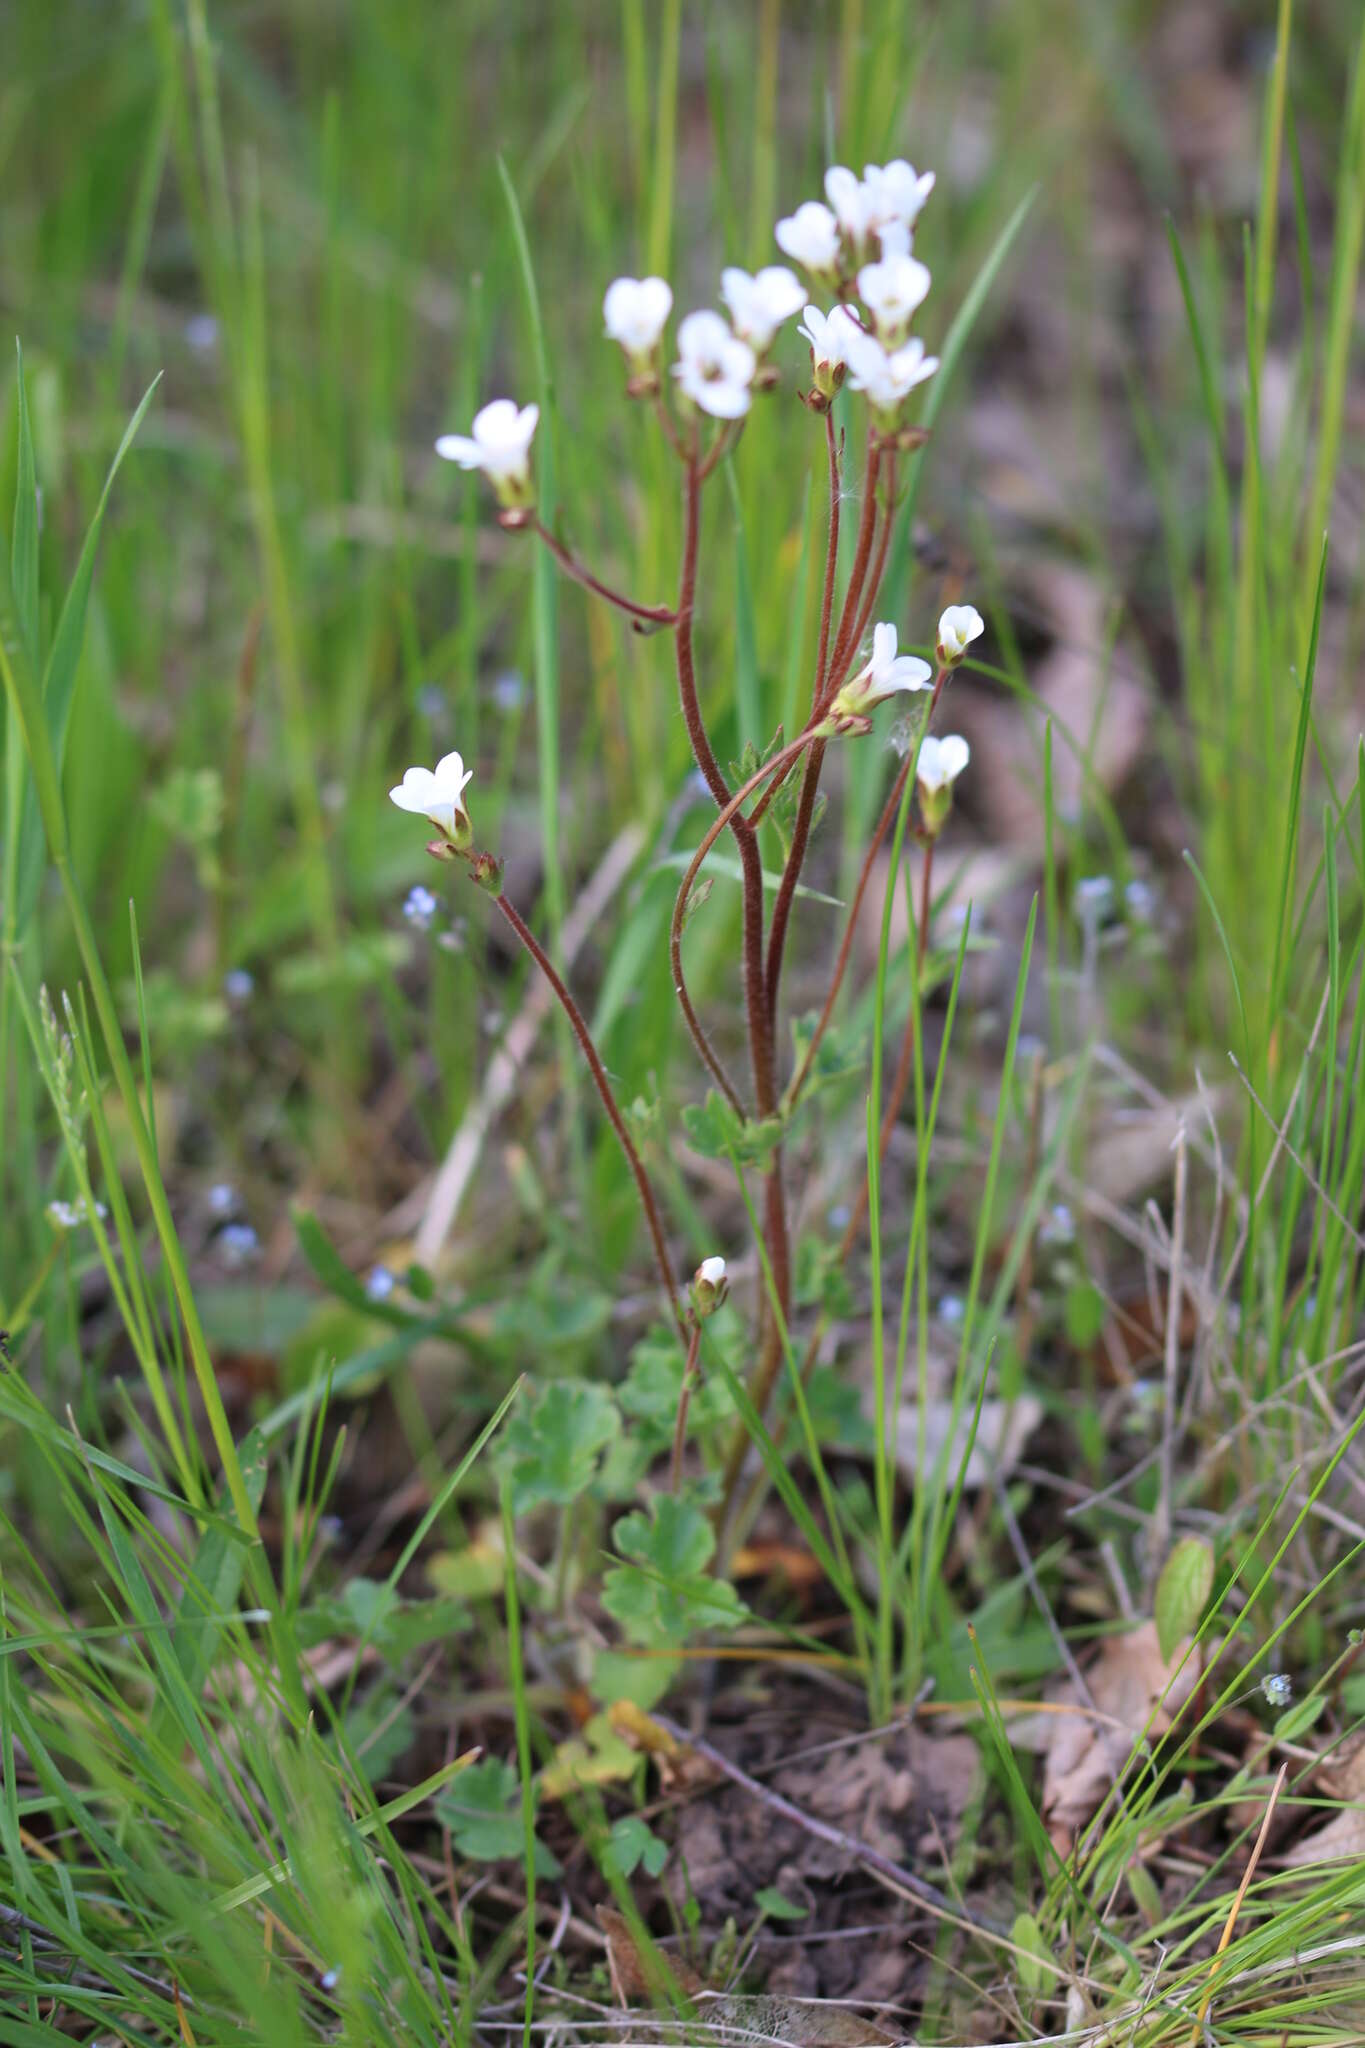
[603,1496,750,1646]
[434,1759,561,1876]
[1063,1279,1106,1347]
[754,1886,807,1921]
[681,1090,785,1169]
[619,1327,733,1453]
[1126,1863,1162,1926]
[1154,1536,1215,1663]
[1012,1910,1052,1992]
[502,1380,619,1513]
[1273,1692,1326,1742]
[602,1814,668,1880]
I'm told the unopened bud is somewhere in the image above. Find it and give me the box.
[470,850,504,897]
[692,1255,728,1317]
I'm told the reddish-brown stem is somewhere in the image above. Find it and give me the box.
[842,457,897,684]
[674,460,731,811]
[532,518,676,628]
[815,412,841,701]
[763,738,825,1023]
[786,753,912,1109]
[821,436,882,706]
[765,449,896,1044]
[786,661,948,1111]
[672,458,780,1142]
[492,891,685,1343]
[669,1319,703,1492]
[671,734,819,1099]
[653,392,685,459]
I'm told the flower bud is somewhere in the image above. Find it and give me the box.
[936,604,984,668]
[915,733,969,836]
[692,1255,728,1318]
[470,850,504,896]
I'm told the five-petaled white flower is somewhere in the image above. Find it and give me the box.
[436,400,539,508]
[798,304,860,381]
[862,160,936,254]
[603,275,673,364]
[775,200,843,282]
[673,310,757,419]
[845,332,939,422]
[857,253,931,344]
[720,266,805,353]
[824,164,874,253]
[834,622,933,720]
[390,750,475,847]
[937,604,985,667]
[916,732,970,805]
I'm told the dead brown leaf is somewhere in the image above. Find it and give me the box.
[1042,1620,1202,1853]
[1281,1732,1365,1869]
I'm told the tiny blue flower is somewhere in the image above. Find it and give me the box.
[365,1264,397,1303]
[417,683,447,722]
[827,1203,852,1231]
[404,884,439,931]
[492,670,527,713]
[1040,1202,1075,1247]
[1261,1672,1292,1708]
[185,312,219,352]
[938,1293,965,1328]
[1124,878,1157,923]
[208,1182,238,1218]
[1075,876,1115,926]
[218,1222,260,1268]
[223,968,255,1003]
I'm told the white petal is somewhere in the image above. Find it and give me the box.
[472,398,522,446]
[885,656,934,694]
[390,766,441,813]
[433,750,472,802]
[870,621,898,671]
[435,434,483,468]
[676,308,732,362]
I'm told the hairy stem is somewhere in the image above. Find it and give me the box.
[493,890,684,1341]
[785,661,946,1110]
[821,435,882,704]
[532,518,676,628]
[815,411,841,699]
[669,1319,703,1493]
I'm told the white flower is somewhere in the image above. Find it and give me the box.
[916,733,970,793]
[845,332,939,421]
[857,252,931,344]
[834,622,933,719]
[673,310,756,419]
[720,265,805,352]
[435,399,539,506]
[937,604,984,666]
[603,275,673,362]
[798,303,860,377]
[698,1255,727,1287]
[824,164,874,252]
[775,200,842,281]
[390,750,474,845]
[863,160,936,252]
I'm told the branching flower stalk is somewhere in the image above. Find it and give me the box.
[398,159,984,1563]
